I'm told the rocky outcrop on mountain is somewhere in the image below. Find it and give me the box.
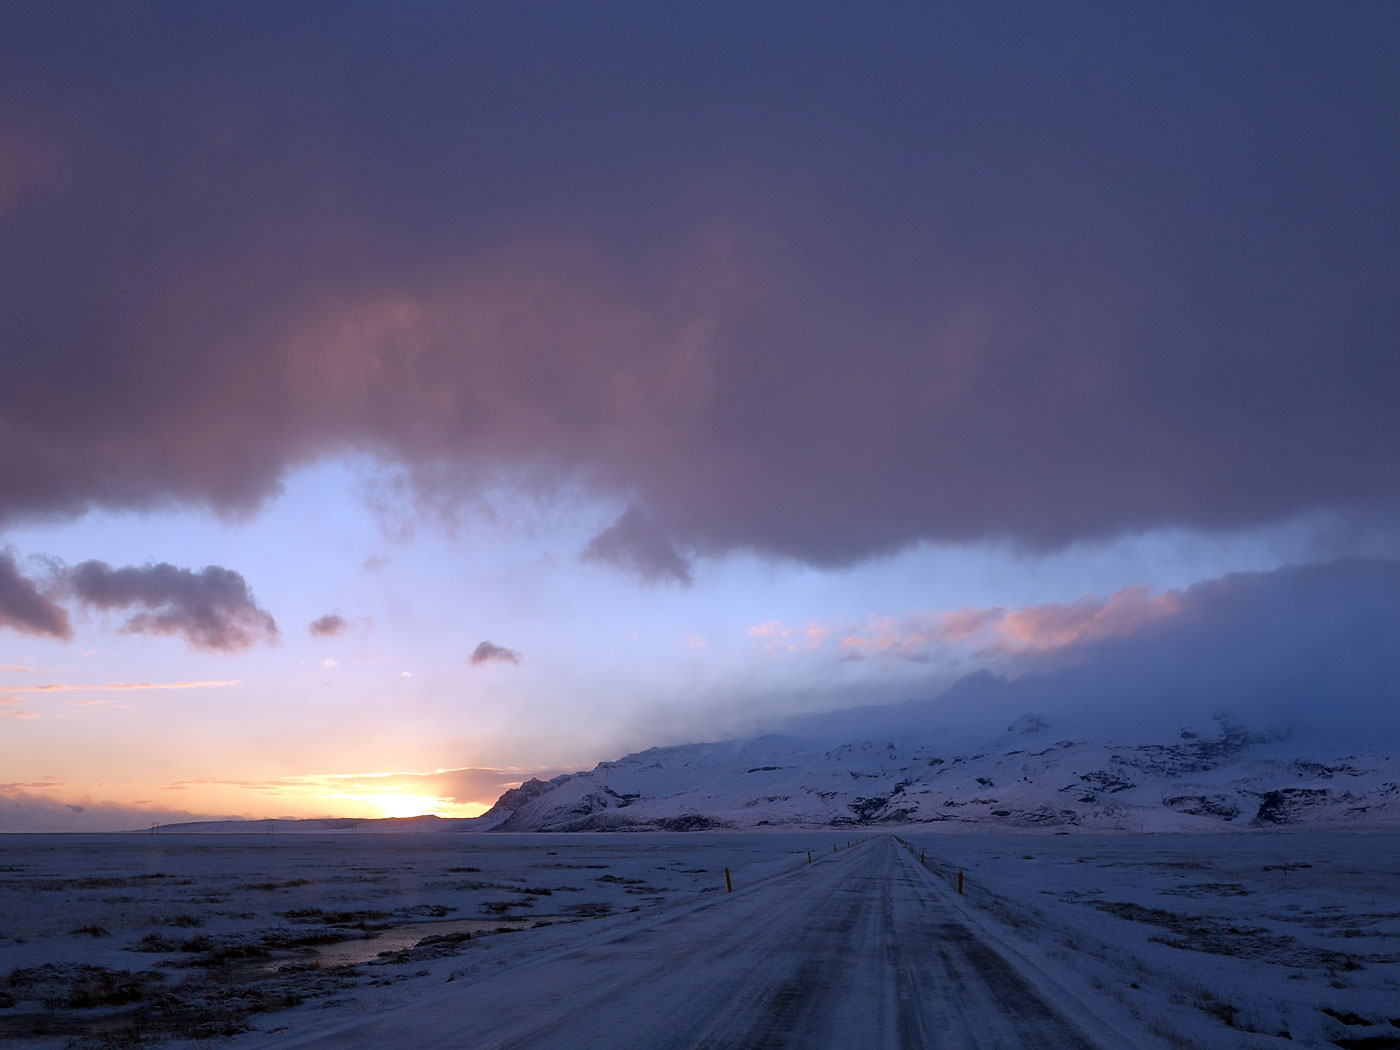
[472,775,572,829]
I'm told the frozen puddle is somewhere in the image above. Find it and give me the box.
[282,915,577,970]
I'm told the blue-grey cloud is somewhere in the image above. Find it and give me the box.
[308,613,348,637]
[0,548,69,639]
[470,640,521,667]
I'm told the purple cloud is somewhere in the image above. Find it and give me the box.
[67,562,278,652]
[470,641,521,667]
[308,613,348,637]
[0,549,70,639]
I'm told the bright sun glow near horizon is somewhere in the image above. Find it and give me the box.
[354,794,488,820]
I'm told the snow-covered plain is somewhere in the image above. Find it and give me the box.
[902,831,1400,1049]
[3,831,1398,1048]
[0,832,813,1047]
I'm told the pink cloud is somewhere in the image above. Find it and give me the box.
[1,680,238,692]
[837,585,1185,662]
[749,620,830,653]
[999,586,1181,649]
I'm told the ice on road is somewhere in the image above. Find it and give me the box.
[264,836,1119,1050]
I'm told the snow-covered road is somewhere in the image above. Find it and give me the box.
[261,836,1126,1049]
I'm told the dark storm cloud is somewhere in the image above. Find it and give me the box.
[67,562,279,652]
[308,613,348,637]
[1,5,1397,565]
[470,641,521,667]
[0,549,70,639]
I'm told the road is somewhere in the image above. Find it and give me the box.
[263,836,1121,1050]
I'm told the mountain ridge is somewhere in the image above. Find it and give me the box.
[144,714,1400,834]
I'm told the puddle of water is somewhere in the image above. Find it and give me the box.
[277,916,574,970]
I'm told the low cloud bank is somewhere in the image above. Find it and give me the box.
[788,559,1400,750]
[0,787,235,833]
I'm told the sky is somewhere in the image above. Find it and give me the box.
[2,3,1398,831]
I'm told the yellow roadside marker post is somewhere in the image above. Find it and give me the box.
[958,870,964,894]
[725,868,733,893]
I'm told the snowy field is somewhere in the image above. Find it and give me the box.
[903,831,1400,1049]
[2,831,1398,1049]
[0,831,815,1047]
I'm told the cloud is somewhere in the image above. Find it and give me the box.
[0,549,70,639]
[470,641,521,667]
[0,786,234,833]
[582,506,692,584]
[308,613,348,637]
[1,8,1395,567]
[66,562,278,651]
[749,620,830,653]
[838,587,1182,661]
[791,559,1400,748]
[0,680,238,692]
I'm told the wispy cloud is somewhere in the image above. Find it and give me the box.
[748,586,1185,666]
[834,587,1183,663]
[748,620,831,653]
[0,680,238,693]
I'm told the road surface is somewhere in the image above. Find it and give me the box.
[264,836,1123,1049]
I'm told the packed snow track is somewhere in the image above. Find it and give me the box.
[263,836,1123,1049]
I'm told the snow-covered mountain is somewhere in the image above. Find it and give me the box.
[466,715,1400,833]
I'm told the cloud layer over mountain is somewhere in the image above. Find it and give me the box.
[788,559,1400,748]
